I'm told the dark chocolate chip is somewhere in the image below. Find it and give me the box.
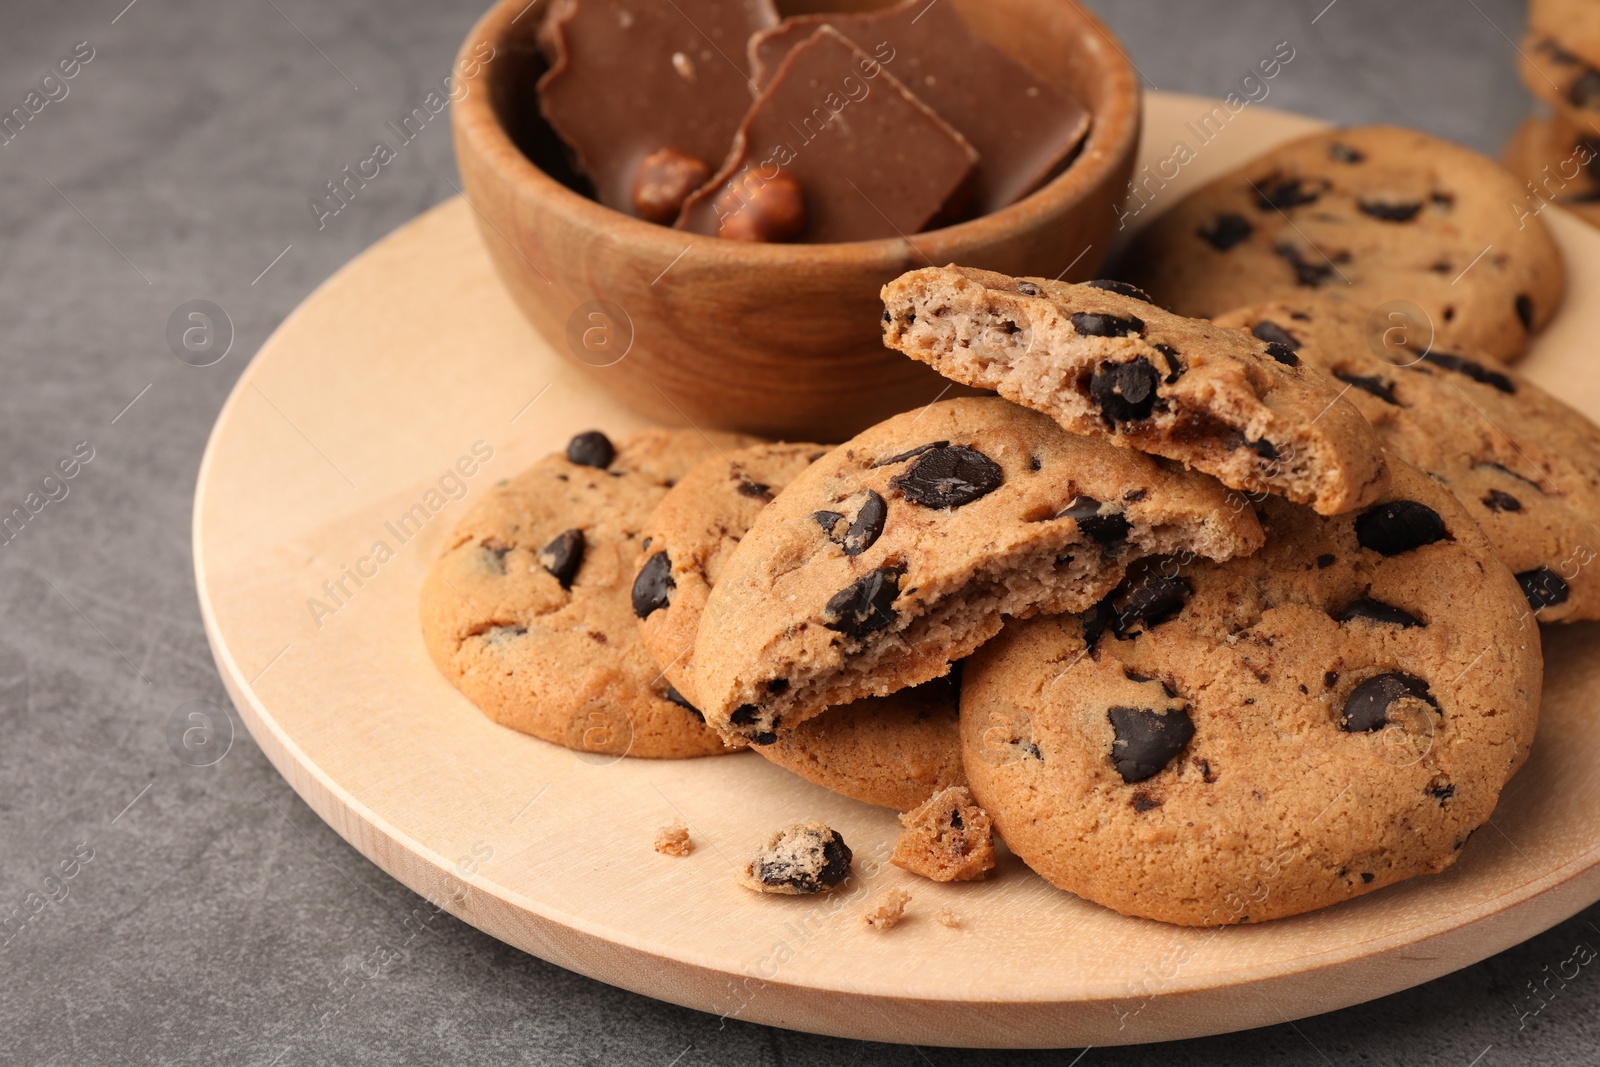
[566,430,615,469]
[1251,320,1300,352]
[1153,343,1185,383]
[1239,435,1279,460]
[1336,598,1423,628]
[1028,454,1042,472]
[1061,495,1132,547]
[1124,488,1149,502]
[872,441,949,469]
[1358,199,1423,222]
[1016,281,1043,297]
[1317,554,1336,569]
[1198,213,1253,250]
[1108,705,1196,783]
[766,678,789,695]
[1418,351,1515,394]
[1131,791,1163,813]
[1263,341,1300,367]
[1340,672,1439,733]
[537,529,585,589]
[1362,872,1375,884]
[814,490,887,556]
[1111,575,1191,638]
[889,446,1003,509]
[1515,294,1534,332]
[631,551,675,618]
[736,480,773,500]
[1070,312,1145,338]
[1570,69,1600,109]
[1324,670,1339,688]
[1518,567,1571,610]
[1334,371,1401,406]
[1090,357,1161,422]
[1328,142,1365,164]
[1255,176,1324,211]
[1483,489,1522,513]
[1273,242,1339,287]
[751,731,778,747]
[1086,279,1154,303]
[822,565,904,638]
[730,705,760,727]
[1355,500,1450,556]
[664,687,705,722]
[1428,781,1456,804]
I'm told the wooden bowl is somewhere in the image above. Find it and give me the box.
[451,0,1142,441]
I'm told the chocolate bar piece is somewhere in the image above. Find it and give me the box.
[677,26,978,243]
[749,0,1090,214]
[538,0,779,220]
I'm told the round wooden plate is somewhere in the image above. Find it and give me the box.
[195,93,1600,1048]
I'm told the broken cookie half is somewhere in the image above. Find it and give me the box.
[880,266,1389,515]
[693,397,1264,745]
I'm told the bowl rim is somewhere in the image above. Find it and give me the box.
[451,0,1143,267]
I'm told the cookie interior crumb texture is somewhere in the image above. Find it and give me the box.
[695,397,1266,744]
[654,820,693,857]
[736,823,853,895]
[880,265,1390,516]
[863,888,913,930]
[936,907,961,929]
[891,785,997,882]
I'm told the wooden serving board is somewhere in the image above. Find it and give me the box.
[194,94,1600,1047]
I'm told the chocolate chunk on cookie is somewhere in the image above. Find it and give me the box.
[1118,126,1565,362]
[961,459,1542,925]
[1216,299,1600,621]
[694,397,1265,744]
[881,266,1388,515]
[420,429,757,759]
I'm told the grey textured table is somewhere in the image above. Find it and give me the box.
[2,0,1596,1063]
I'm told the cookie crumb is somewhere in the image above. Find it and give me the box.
[936,907,961,929]
[863,888,912,930]
[736,822,852,895]
[654,820,693,857]
[891,786,996,882]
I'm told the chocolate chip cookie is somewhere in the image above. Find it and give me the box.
[759,677,966,810]
[633,443,966,805]
[961,458,1543,926]
[881,266,1389,515]
[1116,126,1566,363]
[1521,0,1600,125]
[1503,113,1600,229]
[693,397,1266,745]
[635,441,828,707]
[420,429,757,759]
[1214,300,1600,622]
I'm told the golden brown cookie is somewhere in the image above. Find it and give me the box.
[1214,300,1600,622]
[961,459,1543,926]
[420,429,756,759]
[759,678,965,811]
[1502,112,1600,229]
[635,441,828,707]
[882,265,1389,515]
[693,397,1267,745]
[1117,125,1566,363]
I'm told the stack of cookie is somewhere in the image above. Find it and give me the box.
[1504,0,1600,228]
[422,123,1594,927]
